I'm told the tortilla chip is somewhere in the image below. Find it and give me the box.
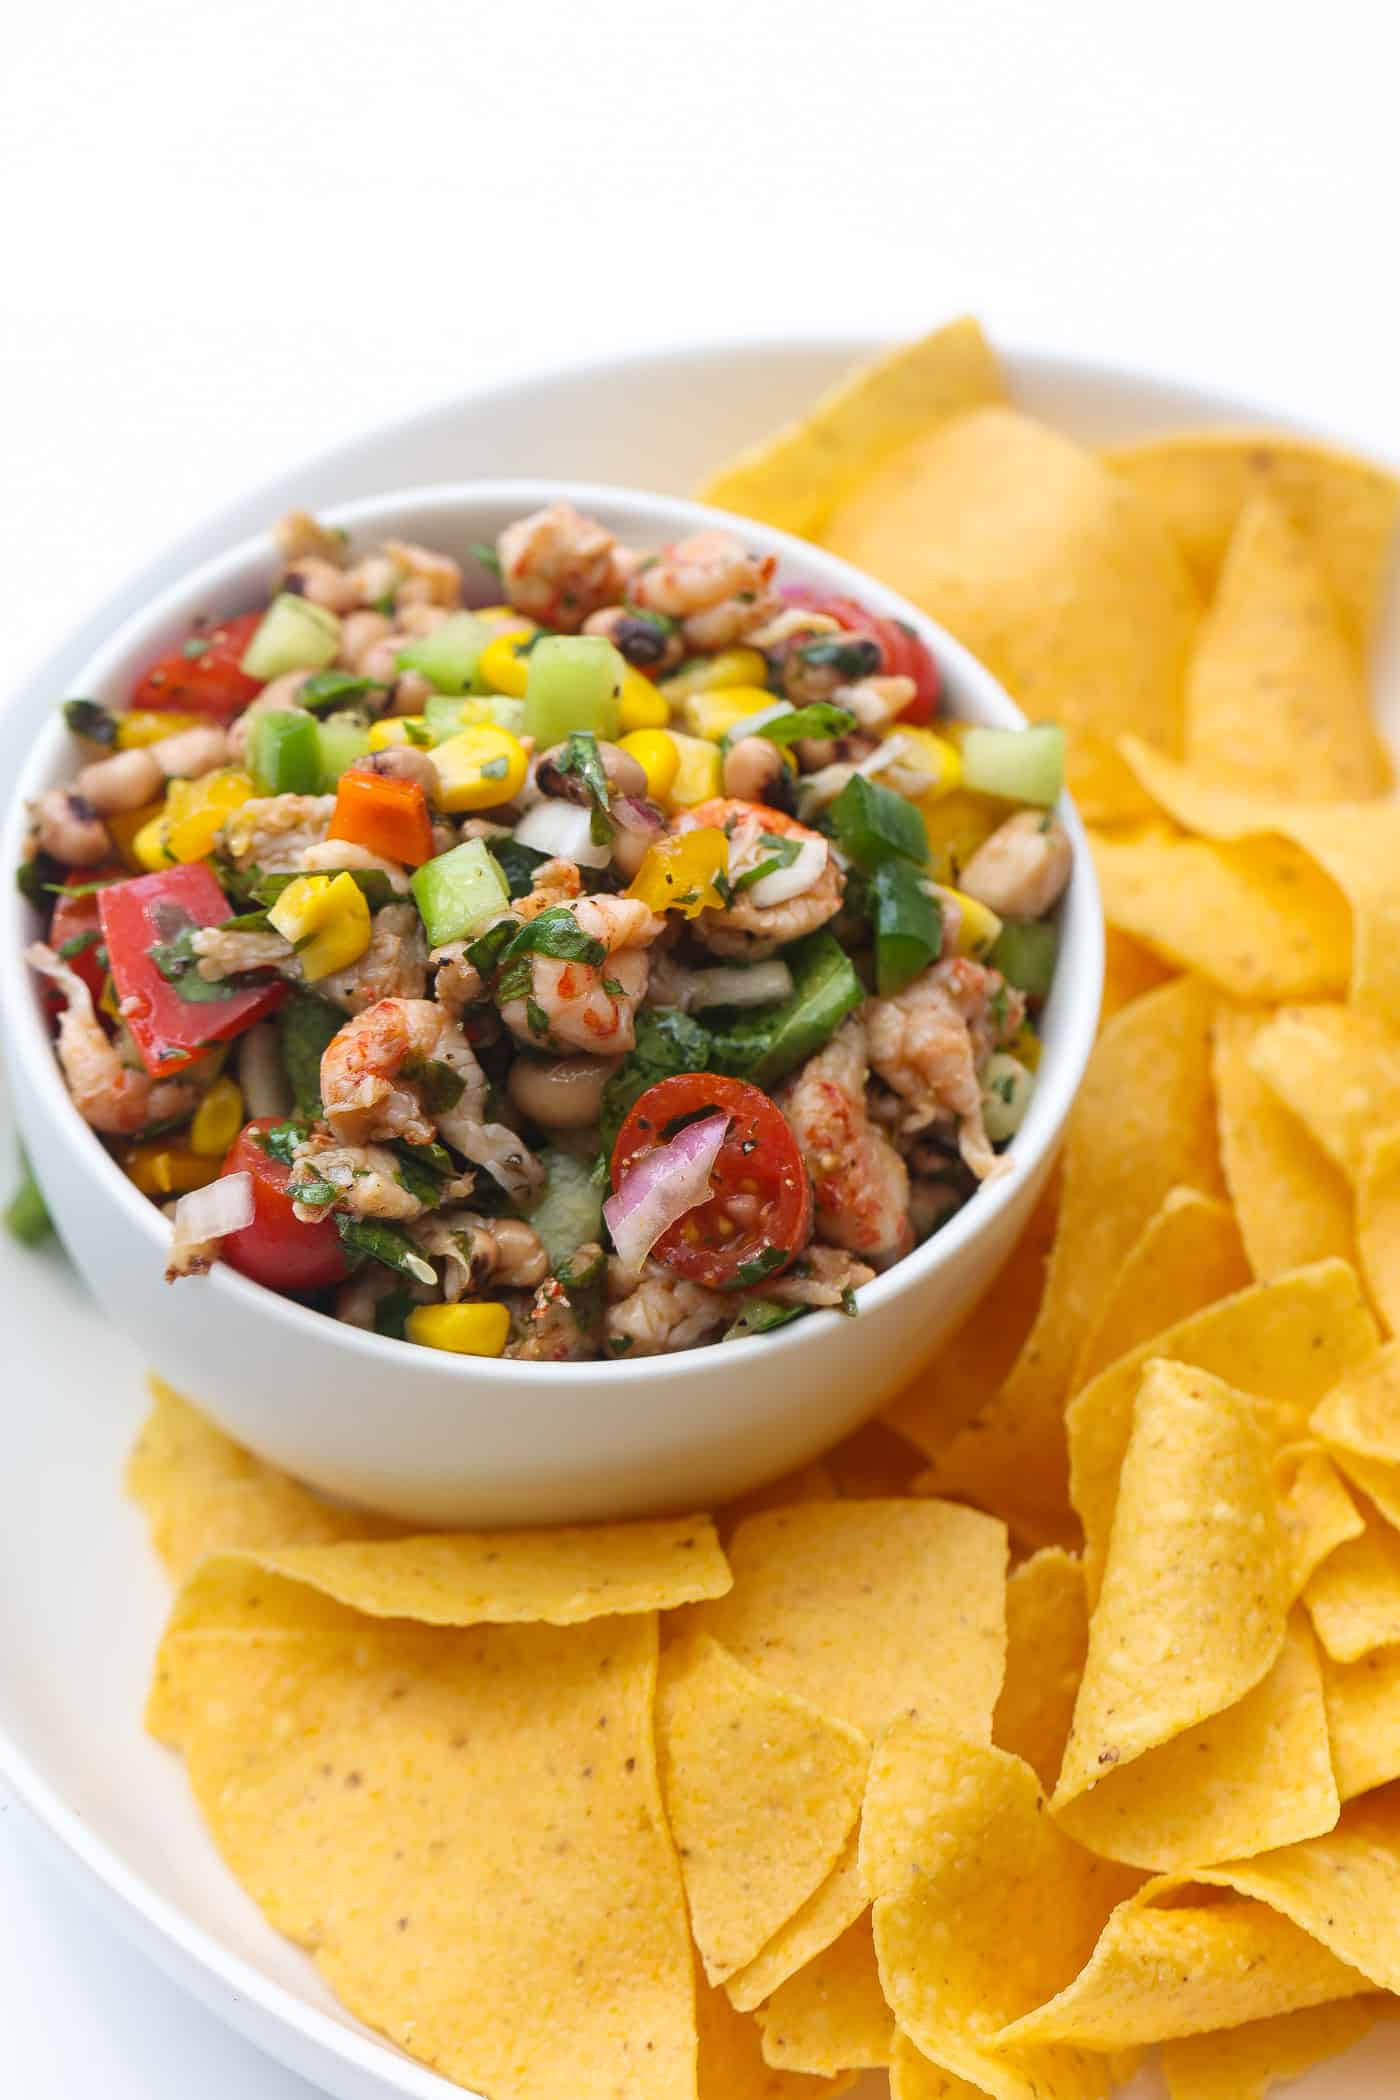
[756,1918,895,2076]
[150,1587,696,2100]
[1249,1004,1400,1182]
[683,1500,1006,1741]
[822,1419,924,1499]
[126,1378,401,1579]
[1100,927,1174,1027]
[1072,1188,1250,1392]
[1360,1127,1400,1335]
[1312,1340,1400,1513]
[1161,1999,1380,2100]
[1180,494,1390,800]
[1276,1445,1363,1597]
[1305,1517,1400,1662]
[725,1837,867,2015]
[1091,832,1351,1003]
[697,1965,856,2100]
[721,1463,838,1532]
[658,1634,867,1985]
[889,2033,988,2100]
[1068,1260,1379,1599]
[697,317,1006,538]
[862,1725,1137,2100]
[1120,738,1400,1028]
[1321,1639,1400,1798]
[1104,428,1400,648]
[1211,1005,1357,1280]
[823,406,1200,822]
[924,977,1224,1546]
[991,1547,1088,1792]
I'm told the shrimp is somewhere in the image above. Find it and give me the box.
[25,944,199,1136]
[318,902,428,1013]
[498,503,628,630]
[510,1248,606,1362]
[29,790,111,866]
[959,812,1073,921]
[224,794,335,870]
[866,959,1024,1179]
[630,528,779,651]
[604,1264,729,1357]
[780,1018,912,1266]
[297,838,412,894]
[319,998,542,1196]
[381,537,462,609]
[498,893,662,1055]
[190,925,295,980]
[752,1244,876,1307]
[677,799,844,960]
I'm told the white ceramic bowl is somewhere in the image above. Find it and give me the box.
[1,477,1101,1525]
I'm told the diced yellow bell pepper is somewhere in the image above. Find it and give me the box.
[626,828,729,918]
[268,871,372,982]
[659,648,768,706]
[407,1301,511,1356]
[164,770,256,863]
[681,685,780,742]
[477,632,535,698]
[619,729,680,803]
[106,799,167,871]
[617,665,672,732]
[130,811,175,872]
[367,715,430,751]
[887,725,963,802]
[189,1074,245,1158]
[116,709,204,749]
[918,787,1005,882]
[430,725,529,813]
[119,1141,221,1198]
[664,731,723,810]
[938,885,1004,960]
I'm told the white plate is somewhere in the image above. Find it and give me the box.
[3,333,1399,2100]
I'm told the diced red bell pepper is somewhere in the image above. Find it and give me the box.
[97,864,286,1077]
[129,610,265,722]
[328,765,434,867]
[219,1119,349,1293]
[46,872,122,1012]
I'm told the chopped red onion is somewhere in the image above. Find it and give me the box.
[602,1112,729,1272]
[170,1171,254,1261]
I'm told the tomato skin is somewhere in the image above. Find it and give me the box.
[779,586,939,725]
[48,877,119,1008]
[97,864,286,1076]
[219,1119,349,1294]
[130,610,264,722]
[611,1073,813,1290]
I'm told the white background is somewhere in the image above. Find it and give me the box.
[3,1,1399,2091]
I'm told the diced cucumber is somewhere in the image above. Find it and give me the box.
[961,725,1065,808]
[524,636,623,746]
[249,708,322,795]
[410,839,511,948]
[524,1150,605,1269]
[981,1052,1035,1143]
[397,612,493,696]
[240,594,341,680]
[988,918,1059,1004]
[482,693,526,737]
[316,714,372,789]
[421,692,527,743]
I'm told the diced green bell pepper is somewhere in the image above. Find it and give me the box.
[988,917,1059,1003]
[249,708,322,795]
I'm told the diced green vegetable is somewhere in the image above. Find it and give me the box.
[723,1300,802,1342]
[525,1150,605,1268]
[491,839,550,899]
[396,611,493,696]
[988,917,1059,1003]
[524,636,623,747]
[62,697,118,745]
[981,1051,1035,1143]
[707,931,865,1089]
[249,708,322,795]
[239,593,341,680]
[335,1214,436,1284]
[251,867,395,912]
[410,840,510,948]
[961,725,1065,808]
[5,1155,52,1247]
[278,989,345,1118]
[600,1010,714,1155]
[735,702,855,750]
[315,715,372,789]
[828,773,928,872]
[298,670,378,716]
[869,860,943,998]
[424,692,528,742]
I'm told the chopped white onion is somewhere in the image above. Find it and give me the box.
[855,736,908,777]
[602,1112,729,1272]
[687,960,793,1011]
[748,834,828,909]
[170,1171,254,1261]
[514,799,613,869]
[731,700,795,740]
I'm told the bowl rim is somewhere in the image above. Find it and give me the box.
[1,473,1102,1387]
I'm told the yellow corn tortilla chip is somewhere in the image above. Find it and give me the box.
[151,1584,696,2100]
[1091,832,1351,1003]
[1072,1188,1250,1392]
[1055,1360,1289,1807]
[822,406,1200,822]
[999,1893,1366,2051]
[658,1634,867,1986]
[924,977,1224,1546]
[1121,737,1400,1028]
[889,2033,987,2100]
[1161,1998,1380,2100]
[1305,1517,1400,1662]
[1211,1005,1357,1280]
[1321,1641,1400,1798]
[724,1836,867,2015]
[822,1420,924,1499]
[1068,1260,1379,1599]
[991,1547,1088,1793]
[1249,1004,1400,1182]
[683,1500,1006,1742]
[697,1965,856,2099]
[1100,927,1174,1027]
[1054,1614,1339,1872]
[721,1462,838,1533]
[1360,1127,1400,1336]
[127,1378,402,1578]
[1312,1338,1400,1495]
[756,1918,895,2076]
[862,1724,1137,2100]
[1104,428,1400,649]
[696,317,1006,538]
[1276,1444,1363,1598]
[1180,494,1391,800]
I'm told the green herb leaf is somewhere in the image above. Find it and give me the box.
[288,1173,341,1210]
[256,1119,308,1168]
[277,989,345,1119]
[795,635,882,679]
[723,1299,802,1341]
[490,839,551,900]
[600,1009,714,1155]
[499,905,606,969]
[480,754,509,781]
[147,922,240,1004]
[732,1246,790,1288]
[470,541,503,577]
[335,1214,436,1285]
[839,1284,859,1317]
[741,703,856,749]
[55,927,102,962]
[525,996,552,1040]
[250,867,396,913]
[732,831,803,893]
[465,918,517,981]
[402,1055,465,1115]
[828,772,928,873]
[870,858,943,998]
[298,669,379,715]
[218,908,274,934]
[553,730,615,846]
[372,1287,416,1340]
[62,697,118,745]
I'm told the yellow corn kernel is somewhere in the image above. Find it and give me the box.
[627,828,729,918]
[681,685,780,742]
[430,725,529,814]
[116,709,204,750]
[119,1142,221,1199]
[888,725,963,802]
[477,632,534,698]
[189,1075,245,1158]
[164,769,256,863]
[659,648,768,706]
[616,666,672,732]
[131,812,175,872]
[619,728,680,803]
[664,731,723,810]
[1008,1024,1042,1072]
[407,1301,511,1357]
[918,787,1005,882]
[367,716,430,751]
[475,604,533,634]
[268,871,372,982]
[940,885,1004,960]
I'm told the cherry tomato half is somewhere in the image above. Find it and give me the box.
[130,609,265,722]
[219,1118,349,1294]
[47,875,120,1011]
[611,1073,813,1291]
[779,586,939,725]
